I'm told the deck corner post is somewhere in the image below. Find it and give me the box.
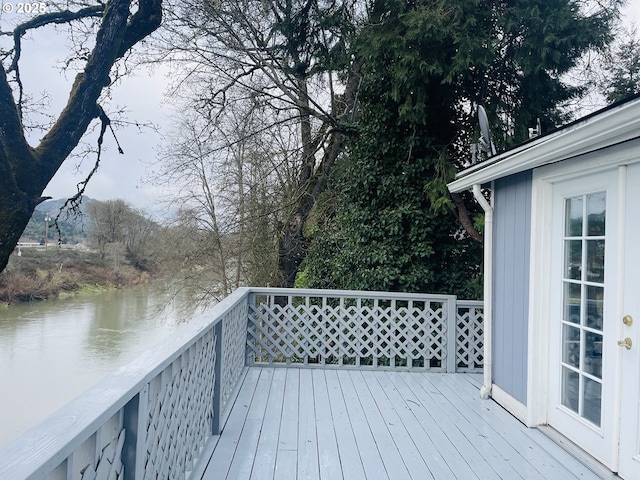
[212,320,224,435]
[446,297,458,372]
[121,385,148,480]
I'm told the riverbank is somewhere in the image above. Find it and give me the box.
[0,248,152,305]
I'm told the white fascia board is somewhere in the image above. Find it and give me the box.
[447,98,640,193]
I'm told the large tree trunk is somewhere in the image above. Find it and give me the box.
[276,58,362,287]
[277,128,349,287]
[0,0,162,274]
[0,189,38,273]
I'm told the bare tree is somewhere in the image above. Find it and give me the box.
[153,91,289,301]
[156,0,362,287]
[0,0,162,273]
[88,198,158,271]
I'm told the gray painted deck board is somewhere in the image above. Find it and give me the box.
[333,369,389,479]
[324,371,367,480]
[200,367,604,480]
[250,368,286,480]
[298,369,320,480]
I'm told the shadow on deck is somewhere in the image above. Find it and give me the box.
[197,367,602,480]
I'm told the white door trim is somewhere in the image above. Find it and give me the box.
[617,163,640,479]
[528,150,629,466]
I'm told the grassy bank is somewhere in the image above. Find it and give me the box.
[0,248,151,305]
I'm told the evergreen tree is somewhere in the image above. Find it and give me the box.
[301,0,619,297]
[600,28,640,103]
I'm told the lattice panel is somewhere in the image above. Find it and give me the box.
[220,301,248,410]
[247,296,450,370]
[456,304,484,372]
[141,330,216,480]
[80,429,125,480]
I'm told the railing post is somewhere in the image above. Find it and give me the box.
[246,293,254,367]
[122,385,148,480]
[212,320,224,435]
[446,297,457,372]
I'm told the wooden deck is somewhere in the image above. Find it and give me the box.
[197,367,603,480]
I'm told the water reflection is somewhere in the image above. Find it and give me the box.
[0,283,191,447]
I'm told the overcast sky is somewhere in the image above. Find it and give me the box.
[19,27,171,213]
[2,1,640,213]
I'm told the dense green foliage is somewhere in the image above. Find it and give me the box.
[300,104,483,297]
[300,66,483,297]
[300,0,620,298]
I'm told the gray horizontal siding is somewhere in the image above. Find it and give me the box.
[492,171,532,405]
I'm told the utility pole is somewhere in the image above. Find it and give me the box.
[45,212,51,250]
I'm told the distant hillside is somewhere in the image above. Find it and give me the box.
[21,197,98,245]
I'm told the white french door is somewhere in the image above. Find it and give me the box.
[548,169,619,467]
[548,165,640,479]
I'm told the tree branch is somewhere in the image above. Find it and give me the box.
[0,65,34,170]
[33,0,160,190]
[117,0,163,58]
[9,5,106,73]
[450,192,484,243]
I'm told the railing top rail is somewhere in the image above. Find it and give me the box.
[457,300,484,306]
[0,287,252,479]
[247,287,458,301]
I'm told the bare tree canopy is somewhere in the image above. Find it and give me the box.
[155,0,362,286]
[0,0,162,273]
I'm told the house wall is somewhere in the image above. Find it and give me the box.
[492,170,531,405]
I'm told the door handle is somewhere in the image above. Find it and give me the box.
[618,337,633,350]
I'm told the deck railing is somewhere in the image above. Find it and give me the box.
[0,288,483,480]
[247,289,484,372]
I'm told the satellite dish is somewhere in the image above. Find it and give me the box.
[477,105,496,157]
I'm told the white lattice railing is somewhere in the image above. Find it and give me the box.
[247,289,483,373]
[0,288,483,480]
[0,288,250,480]
[456,300,484,371]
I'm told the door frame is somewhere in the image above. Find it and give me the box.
[527,145,640,470]
[618,163,640,478]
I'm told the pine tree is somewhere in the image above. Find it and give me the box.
[301,0,620,296]
[600,28,640,103]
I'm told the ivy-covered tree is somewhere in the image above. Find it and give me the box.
[301,0,620,296]
[0,0,162,274]
[301,99,484,297]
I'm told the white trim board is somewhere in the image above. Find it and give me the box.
[491,384,529,426]
[448,97,640,193]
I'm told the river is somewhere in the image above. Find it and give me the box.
[0,283,194,448]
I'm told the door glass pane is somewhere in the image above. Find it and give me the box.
[584,331,603,379]
[566,197,583,236]
[562,324,580,368]
[585,286,604,330]
[560,192,605,428]
[563,282,581,324]
[586,240,605,282]
[586,192,606,236]
[564,240,582,280]
[583,377,602,426]
[562,367,579,414]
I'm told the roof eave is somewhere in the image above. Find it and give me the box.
[448,98,640,193]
